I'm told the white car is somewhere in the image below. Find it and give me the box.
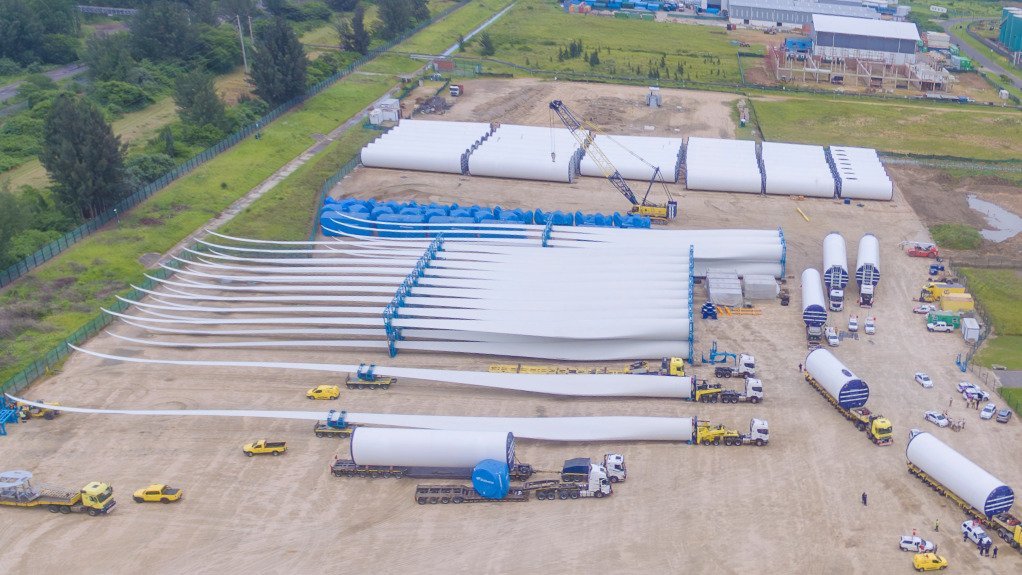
[914,373,933,389]
[913,304,937,314]
[980,403,996,420]
[963,387,990,402]
[956,381,974,393]
[924,411,949,428]
[848,315,858,332]
[926,322,954,333]
[863,317,876,335]
[961,520,993,546]
[899,535,936,553]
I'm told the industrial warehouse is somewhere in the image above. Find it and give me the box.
[1,2,1020,574]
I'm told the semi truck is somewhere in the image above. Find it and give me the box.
[856,233,881,308]
[415,459,614,504]
[919,282,966,303]
[801,268,828,344]
[712,355,756,379]
[823,232,849,312]
[0,470,115,516]
[720,378,764,404]
[804,348,892,446]
[695,418,769,446]
[906,431,1021,552]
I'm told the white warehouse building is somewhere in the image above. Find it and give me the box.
[811,14,920,64]
[727,0,879,29]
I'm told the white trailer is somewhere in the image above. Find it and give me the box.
[823,232,848,312]
[855,233,881,307]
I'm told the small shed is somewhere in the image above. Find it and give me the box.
[376,98,401,122]
[707,270,744,307]
[743,274,779,300]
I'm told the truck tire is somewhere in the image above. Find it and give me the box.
[712,438,720,446]
[60,506,71,514]
[417,497,427,505]
[245,451,253,457]
[610,476,620,483]
[441,497,451,504]
[594,491,605,499]
[48,505,60,513]
[133,496,143,503]
[88,508,98,517]
[750,397,760,404]
[701,439,711,446]
[315,432,325,438]
[453,496,464,504]
[161,498,170,504]
[428,497,439,504]
[755,439,765,446]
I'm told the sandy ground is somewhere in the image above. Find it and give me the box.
[420,78,740,139]
[2,81,1021,574]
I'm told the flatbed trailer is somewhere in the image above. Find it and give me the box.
[332,459,534,481]
[908,462,1022,551]
[314,422,355,438]
[0,471,115,516]
[414,479,608,505]
[804,372,892,446]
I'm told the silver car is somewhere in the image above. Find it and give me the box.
[980,403,996,420]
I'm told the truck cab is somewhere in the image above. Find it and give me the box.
[859,284,874,307]
[659,357,685,376]
[828,288,844,312]
[720,377,764,404]
[81,482,116,515]
[562,461,612,497]
[603,454,626,483]
[850,408,893,445]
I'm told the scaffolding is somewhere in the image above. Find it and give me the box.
[766,44,956,92]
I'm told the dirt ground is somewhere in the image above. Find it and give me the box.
[424,78,740,138]
[2,82,1021,574]
[892,165,1022,266]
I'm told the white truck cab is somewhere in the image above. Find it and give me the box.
[825,326,839,347]
[748,419,769,445]
[603,454,626,483]
[586,465,613,497]
[829,288,844,312]
[864,316,876,335]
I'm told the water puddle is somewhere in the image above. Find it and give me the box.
[966,194,1022,242]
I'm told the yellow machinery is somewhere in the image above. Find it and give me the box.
[804,371,893,446]
[919,282,966,303]
[549,100,677,224]
[16,401,61,420]
[0,470,115,515]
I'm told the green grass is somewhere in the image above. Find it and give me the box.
[401,0,511,54]
[959,268,1022,336]
[475,0,755,83]
[359,54,425,75]
[220,126,380,241]
[930,223,983,250]
[1001,387,1022,417]
[974,336,1022,370]
[0,74,396,382]
[752,95,1022,160]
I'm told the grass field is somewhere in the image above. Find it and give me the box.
[1001,387,1022,417]
[930,223,982,250]
[752,95,1022,160]
[960,268,1022,335]
[2,96,180,190]
[0,74,395,381]
[401,0,510,54]
[479,0,755,82]
[359,54,425,75]
[219,126,379,241]
[975,336,1022,370]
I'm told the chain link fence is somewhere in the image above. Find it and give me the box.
[0,1,470,291]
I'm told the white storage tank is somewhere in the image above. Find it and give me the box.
[823,233,849,290]
[906,431,1015,518]
[350,428,515,468]
[855,233,881,286]
[801,268,828,327]
[804,348,869,409]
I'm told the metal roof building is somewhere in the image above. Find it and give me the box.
[811,14,920,64]
[728,0,879,29]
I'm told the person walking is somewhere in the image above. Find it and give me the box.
[993,546,998,558]
[964,532,969,542]
[912,528,917,537]
[861,492,867,506]
[948,398,953,409]
[935,518,939,532]
[798,363,803,372]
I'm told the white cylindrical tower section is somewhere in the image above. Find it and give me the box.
[804,348,869,409]
[801,268,828,327]
[350,428,514,468]
[906,432,1015,518]
[855,233,881,286]
[823,233,849,290]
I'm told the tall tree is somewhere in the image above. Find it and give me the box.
[479,32,495,57]
[375,0,413,40]
[412,0,430,22]
[40,94,127,220]
[218,0,257,18]
[129,0,199,62]
[338,5,370,55]
[327,0,359,10]
[250,18,308,106]
[83,33,136,82]
[174,70,228,129]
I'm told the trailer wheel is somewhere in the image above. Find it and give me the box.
[570,491,580,499]
[453,496,464,504]
[701,439,711,446]
[441,497,451,504]
[723,438,733,446]
[332,471,342,477]
[713,438,720,446]
[417,497,427,505]
[60,506,71,514]
[315,432,324,438]
[558,490,569,500]
[48,505,60,513]
[732,439,742,447]
[428,497,439,504]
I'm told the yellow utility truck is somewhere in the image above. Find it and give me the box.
[306,385,340,400]
[919,282,966,303]
[132,484,183,503]
[0,470,115,516]
[243,440,287,457]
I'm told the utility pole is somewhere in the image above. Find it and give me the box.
[237,15,249,74]
[248,15,255,44]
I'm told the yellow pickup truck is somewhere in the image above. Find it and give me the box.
[243,440,287,457]
[132,484,183,503]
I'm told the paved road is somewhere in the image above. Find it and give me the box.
[941,18,1022,91]
[0,63,89,104]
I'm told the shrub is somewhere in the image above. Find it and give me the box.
[93,81,154,111]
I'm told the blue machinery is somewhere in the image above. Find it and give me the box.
[778,227,787,277]
[383,235,445,357]
[701,341,737,366]
[688,245,695,365]
[955,353,968,373]
[0,399,19,437]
